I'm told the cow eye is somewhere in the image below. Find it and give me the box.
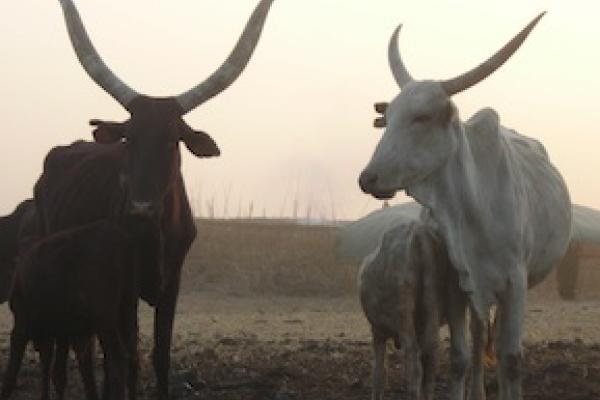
[412,114,431,125]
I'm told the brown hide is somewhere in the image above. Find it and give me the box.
[2,221,141,400]
[34,136,197,398]
[49,0,274,397]
[89,97,219,218]
[0,199,36,304]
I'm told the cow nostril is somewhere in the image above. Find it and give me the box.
[359,171,378,194]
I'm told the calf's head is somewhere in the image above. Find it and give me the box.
[58,0,274,217]
[359,14,544,199]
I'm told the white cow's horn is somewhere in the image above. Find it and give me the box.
[388,24,414,88]
[441,12,546,96]
[176,0,275,114]
[58,0,139,109]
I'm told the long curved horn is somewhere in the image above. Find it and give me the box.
[58,0,139,109]
[388,24,413,88]
[441,12,546,96]
[176,0,275,114]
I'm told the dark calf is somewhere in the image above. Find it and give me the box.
[1,221,145,400]
[0,199,36,303]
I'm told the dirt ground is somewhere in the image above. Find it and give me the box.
[0,291,599,400]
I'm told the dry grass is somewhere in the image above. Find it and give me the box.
[181,219,359,297]
[181,219,600,300]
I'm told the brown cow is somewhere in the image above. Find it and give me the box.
[34,1,276,398]
[0,221,146,400]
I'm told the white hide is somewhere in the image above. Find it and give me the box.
[339,202,600,265]
[358,220,451,400]
[359,15,572,324]
[409,108,571,319]
[336,202,423,264]
[358,219,450,336]
[358,222,424,335]
[363,105,572,319]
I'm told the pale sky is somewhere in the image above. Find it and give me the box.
[1,0,599,220]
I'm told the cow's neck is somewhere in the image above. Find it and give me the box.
[407,121,520,318]
[410,125,485,236]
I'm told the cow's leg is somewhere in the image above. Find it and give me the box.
[469,312,486,400]
[52,337,69,400]
[0,325,28,400]
[122,301,139,400]
[126,333,139,400]
[73,336,100,400]
[102,362,109,400]
[98,329,126,400]
[371,329,386,400]
[419,320,439,400]
[153,270,181,400]
[447,289,469,400]
[38,339,54,400]
[495,274,526,400]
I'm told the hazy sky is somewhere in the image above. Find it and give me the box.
[1,0,599,220]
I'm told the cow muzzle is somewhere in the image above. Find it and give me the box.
[358,171,396,200]
[128,201,156,218]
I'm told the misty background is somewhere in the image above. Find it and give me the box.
[0,0,598,220]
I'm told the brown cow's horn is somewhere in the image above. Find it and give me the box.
[175,0,275,114]
[441,12,546,96]
[58,0,139,109]
[388,24,414,88]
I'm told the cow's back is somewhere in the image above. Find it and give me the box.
[502,127,572,286]
[35,141,125,233]
[15,222,133,336]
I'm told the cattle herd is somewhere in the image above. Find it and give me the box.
[0,1,590,400]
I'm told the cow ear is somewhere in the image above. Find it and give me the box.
[90,119,126,143]
[374,102,388,129]
[181,127,220,158]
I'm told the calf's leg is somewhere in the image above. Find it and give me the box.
[0,324,29,399]
[469,312,486,400]
[98,329,126,400]
[52,337,69,400]
[121,300,139,400]
[419,321,439,400]
[447,289,469,400]
[73,336,100,400]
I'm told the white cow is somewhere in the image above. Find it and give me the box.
[359,220,489,400]
[359,14,572,400]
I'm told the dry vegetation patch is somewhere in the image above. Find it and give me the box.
[182,219,600,302]
[182,219,358,296]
